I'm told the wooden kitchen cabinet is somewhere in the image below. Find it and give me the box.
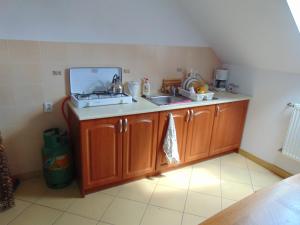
[69,99,249,196]
[156,108,189,170]
[185,105,215,162]
[209,100,249,156]
[71,111,159,195]
[80,117,123,189]
[157,105,216,170]
[123,113,158,179]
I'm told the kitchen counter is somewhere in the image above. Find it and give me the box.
[69,92,250,121]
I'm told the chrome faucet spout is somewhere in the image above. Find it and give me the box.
[171,86,177,96]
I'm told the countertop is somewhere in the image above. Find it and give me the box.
[69,92,250,121]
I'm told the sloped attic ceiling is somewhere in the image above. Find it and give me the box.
[180,0,300,73]
[0,0,207,47]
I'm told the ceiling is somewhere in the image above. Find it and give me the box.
[179,0,300,73]
[0,0,207,47]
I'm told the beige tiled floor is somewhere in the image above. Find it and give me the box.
[1,153,282,225]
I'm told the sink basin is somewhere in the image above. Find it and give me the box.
[145,95,192,106]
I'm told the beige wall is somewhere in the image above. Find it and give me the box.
[0,39,220,176]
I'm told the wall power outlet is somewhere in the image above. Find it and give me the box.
[43,101,53,112]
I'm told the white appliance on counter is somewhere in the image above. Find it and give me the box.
[70,67,133,108]
[213,69,228,92]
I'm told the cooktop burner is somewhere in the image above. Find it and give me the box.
[69,67,133,108]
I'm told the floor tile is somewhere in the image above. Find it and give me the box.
[193,157,220,167]
[221,153,247,169]
[192,164,220,178]
[15,177,48,203]
[246,159,273,174]
[140,205,182,225]
[101,198,146,225]
[250,171,282,187]
[221,180,254,201]
[222,198,237,209]
[150,185,187,212]
[141,176,161,184]
[253,185,264,192]
[9,153,281,225]
[9,204,62,225]
[221,165,251,184]
[193,160,220,170]
[98,186,121,196]
[158,168,191,190]
[185,191,221,218]
[118,180,156,203]
[189,170,221,196]
[53,213,98,225]
[182,213,206,225]
[36,183,80,210]
[0,199,31,225]
[67,192,114,220]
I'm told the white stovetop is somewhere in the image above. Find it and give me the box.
[69,92,251,121]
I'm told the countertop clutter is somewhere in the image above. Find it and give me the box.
[69,92,250,121]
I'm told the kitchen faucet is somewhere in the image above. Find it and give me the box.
[170,86,177,96]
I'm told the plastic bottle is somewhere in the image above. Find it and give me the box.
[143,77,151,97]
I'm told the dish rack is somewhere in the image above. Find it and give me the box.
[178,88,215,101]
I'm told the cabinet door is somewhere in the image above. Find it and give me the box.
[185,105,215,162]
[81,117,122,188]
[123,113,158,179]
[156,109,189,171]
[209,100,249,156]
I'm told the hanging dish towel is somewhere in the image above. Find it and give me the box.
[163,113,180,164]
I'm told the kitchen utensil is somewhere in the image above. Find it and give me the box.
[128,80,140,98]
[161,79,181,94]
[178,87,215,101]
[108,74,123,94]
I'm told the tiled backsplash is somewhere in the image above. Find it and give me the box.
[0,39,220,176]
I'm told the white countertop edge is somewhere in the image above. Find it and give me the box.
[69,92,251,121]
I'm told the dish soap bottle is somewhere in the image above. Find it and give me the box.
[142,77,151,97]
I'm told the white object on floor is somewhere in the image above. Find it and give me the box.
[163,113,180,164]
[282,103,300,161]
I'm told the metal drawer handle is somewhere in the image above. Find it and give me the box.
[124,118,128,132]
[119,119,123,133]
[216,105,220,117]
[186,110,190,122]
[190,109,194,122]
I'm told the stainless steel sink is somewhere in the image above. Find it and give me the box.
[145,95,192,106]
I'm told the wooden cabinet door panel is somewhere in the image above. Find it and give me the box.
[210,100,249,155]
[156,109,189,170]
[123,113,158,178]
[81,117,122,188]
[185,105,215,162]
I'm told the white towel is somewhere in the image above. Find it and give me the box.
[163,113,180,164]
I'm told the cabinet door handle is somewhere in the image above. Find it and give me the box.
[124,118,128,132]
[186,110,190,122]
[216,105,220,117]
[119,119,123,133]
[190,109,194,122]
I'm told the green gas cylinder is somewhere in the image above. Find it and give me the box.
[42,128,73,189]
